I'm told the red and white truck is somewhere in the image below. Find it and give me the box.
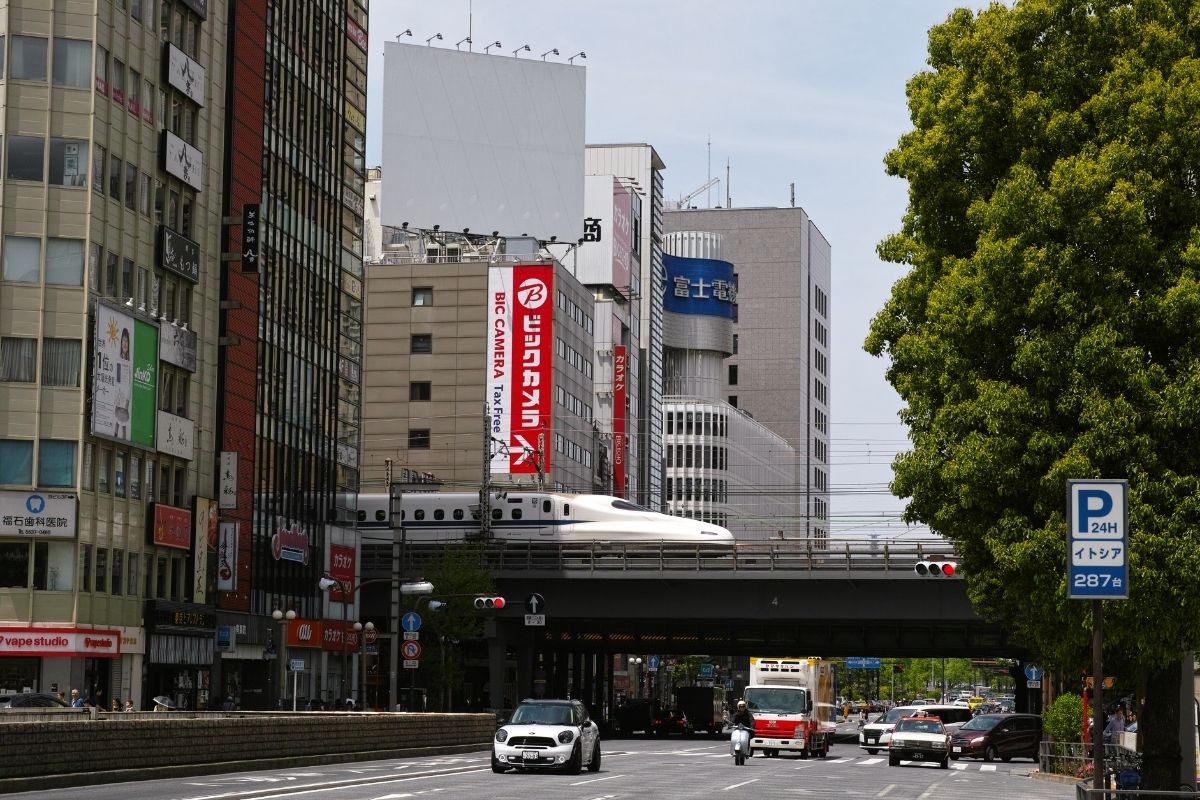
[744,657,833,758]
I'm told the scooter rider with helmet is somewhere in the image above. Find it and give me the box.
[732,699,755,730]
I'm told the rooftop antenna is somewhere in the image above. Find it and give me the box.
[726,157,731,208]
[469,0,473,51]
[790,182,795,208]
[707,134,712,208]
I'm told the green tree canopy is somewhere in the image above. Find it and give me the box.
[866,0,1200,784]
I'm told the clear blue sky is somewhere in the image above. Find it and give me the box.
[367,1,980,539]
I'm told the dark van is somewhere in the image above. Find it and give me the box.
[950,713,1042,761]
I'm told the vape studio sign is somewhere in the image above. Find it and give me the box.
[0,627,121,657]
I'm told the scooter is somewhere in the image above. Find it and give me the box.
[730,723,752,766]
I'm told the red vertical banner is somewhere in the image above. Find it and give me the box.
[329,544,355,603]
[613,344,627,498]
[509,264,554,474]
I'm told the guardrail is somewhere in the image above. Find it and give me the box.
[404,540,959,574]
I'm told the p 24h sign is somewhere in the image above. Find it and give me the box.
[1067,479,1128,600]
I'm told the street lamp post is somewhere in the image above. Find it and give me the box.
[630,657,642,700]
[271,609,296,709]
[355,620,374,709]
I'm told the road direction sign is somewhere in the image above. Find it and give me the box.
[401,640,422,660]
[525,593,546,615]
[1024,664,1043,682]
[648,655,660,671]
[1068,479,1129,599]
[289,659,304,672]
[846,657,882,670]
[402,611,423,632]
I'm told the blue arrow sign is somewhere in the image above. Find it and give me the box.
[401,612,422,633]
[1024,664,1042,682]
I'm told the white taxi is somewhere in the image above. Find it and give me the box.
[888,714,951,768]
[492,699,601,774]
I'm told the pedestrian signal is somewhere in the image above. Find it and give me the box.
[914,560,957,577]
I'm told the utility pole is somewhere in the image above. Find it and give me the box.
[480,407,492,539]
[386,458,401,710]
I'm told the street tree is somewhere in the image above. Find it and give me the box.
[866,0,1200,787]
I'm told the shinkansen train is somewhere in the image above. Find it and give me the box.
[354,491,734,544]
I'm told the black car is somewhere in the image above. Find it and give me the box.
[0,692,70,709]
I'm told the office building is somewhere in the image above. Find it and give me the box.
[664,207,831,541]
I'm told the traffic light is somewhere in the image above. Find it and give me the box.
[914,560,957,577]
[474,595,506,610]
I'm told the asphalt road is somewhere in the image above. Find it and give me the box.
[9,731,1076,800]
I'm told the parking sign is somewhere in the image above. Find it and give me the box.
[1067,479,1128,599]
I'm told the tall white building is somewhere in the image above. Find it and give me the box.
[585,145,666,510]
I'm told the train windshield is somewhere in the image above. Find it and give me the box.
[611,500,651,512]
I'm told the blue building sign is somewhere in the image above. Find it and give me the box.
[1067,479,1128,600]
[662,253,737,319]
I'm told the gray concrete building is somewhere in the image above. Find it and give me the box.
[664,207,831,541]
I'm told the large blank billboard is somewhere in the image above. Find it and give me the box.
[381,43,585,242]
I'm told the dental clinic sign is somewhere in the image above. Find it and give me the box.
[1068,479,1128,599]
[0,491,78,538]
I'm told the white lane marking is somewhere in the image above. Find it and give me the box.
[826,758,853,763]
[952,762,967,770]
[980,764,997,771]
[180,768,490,800]
[876,786,897,797]
[721,778,760,791]
[569,774,625,786]
[373,790,448,799]
[859,758,885,765]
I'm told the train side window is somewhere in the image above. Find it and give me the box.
[357,510,366,521]
[414,510,425,521]
[512,508,522,520]
[453,509,464,520]
[434,509,444,520]
[563,504,570,516]
[542,500,551,513]
[375,510,385,521]
[492,508,502,520]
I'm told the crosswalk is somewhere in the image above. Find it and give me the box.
[613,749,1021,773]
[825,756,1002,771]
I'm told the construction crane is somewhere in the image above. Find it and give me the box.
[675,177,720,209]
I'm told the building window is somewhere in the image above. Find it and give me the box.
[38,440,75,487]
[114,451,126,497]
[729,395,737,408]
[0,337,36,382]
[7,136,45,182]
[3,236,41,283]
[412,287,433,306]
[42,338,81,386]
[46,238,84,285]
[728,365,738,385]
[411,333,432,354]
[0,543,30,588]
[732,334,738,354]
[10,35,47,81]
[124,163,137,210]
[408,429,431,449]
[0,440,33,484]
[109,154,122,199]
[409,381,431,401]
[52,38,92,87]
[49,138,88,187]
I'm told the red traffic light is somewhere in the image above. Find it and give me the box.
[914,560,958,577]
[474,596,506,610]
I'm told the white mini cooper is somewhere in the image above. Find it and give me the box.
[492,699,601,774]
